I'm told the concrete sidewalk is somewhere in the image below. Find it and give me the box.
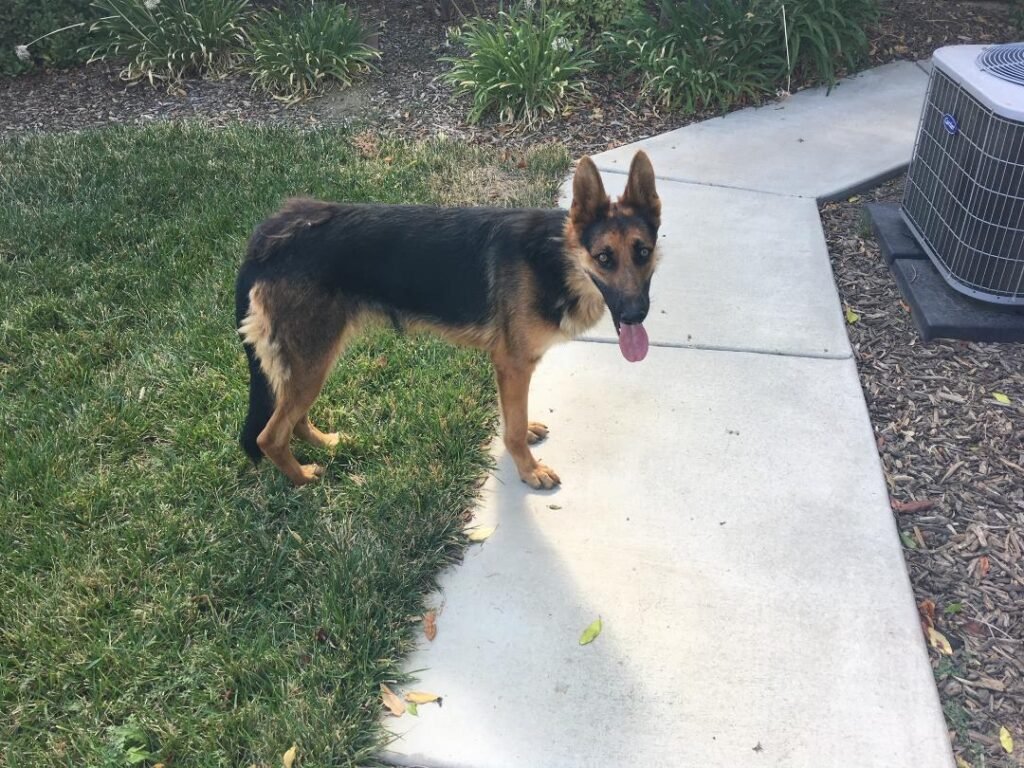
[384,60,952,768]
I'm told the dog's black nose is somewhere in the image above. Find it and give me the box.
[619,297,649,325]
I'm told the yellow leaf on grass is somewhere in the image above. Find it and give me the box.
[579,617,602,645]
[282,743,297,768]
[845,308,860,324]
[993,392,1011,405]
[1000,726,1014,754]
[405,691,442,705]
[380,683,406,717]
[466,525,495,542]
[927,626,953,655]
[955,756,973,768]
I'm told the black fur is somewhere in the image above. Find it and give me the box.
[243,201,572,329]
[235,267,273,463]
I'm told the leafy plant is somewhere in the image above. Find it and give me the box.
[607,0,783,114]
[87,0,249,83]
[779,0,878,86]
[249,2,378,102]
[442,1,594,127]
[1010,0,1024,32]
[1,0,97,75]
[550,0,642,36]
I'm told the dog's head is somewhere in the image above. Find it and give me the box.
[569,151,661,362]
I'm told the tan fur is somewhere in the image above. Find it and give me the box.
[560,219,609,338]
[238,285,291,398]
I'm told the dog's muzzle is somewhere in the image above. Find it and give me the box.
[589,274,650,363]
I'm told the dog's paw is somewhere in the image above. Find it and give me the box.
[295,463,325,486]
[520,462,560,490]
[526,422,549,445]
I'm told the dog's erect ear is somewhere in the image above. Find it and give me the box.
[620,151,661,230]
[570,156,610,230]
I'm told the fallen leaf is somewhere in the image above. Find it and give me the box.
[407,701,419,716]
[900,531,918,550]
[977,556,991,578]
[283,743,297,768]
[993,392,1011,405]
[944,602,963,615]
[466,525,495,542]
[380,683,406,717]
[405,691,442,705]
[927,626,953,655]
[918,599,936,629]
[579,617,602,646]
[962,619,986,637]
[892,498,935,514]
[423,610,437,642]
[845,307,860,324]
[1000,726,1014,754]
[847,195,861,203]
[955,757,972,768]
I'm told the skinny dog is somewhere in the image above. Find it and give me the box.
[236,152,661,488]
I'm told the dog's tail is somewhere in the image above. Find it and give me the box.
[236,268,274,464]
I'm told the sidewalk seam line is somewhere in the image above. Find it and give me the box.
[593,167,809,199]
[576,337,853,361]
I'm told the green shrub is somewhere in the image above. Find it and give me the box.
[550,0,642,36]
[1,0,97,75]
[605,0,878,114]
[607,0,783,113]
[442,1,594,127]
[87,0,250,83]
[250,3,378,102]
[780,0,878,86]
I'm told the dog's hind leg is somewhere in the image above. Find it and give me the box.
[492,346,560,490]
[293,415,342,449]
[257,351,340,485]
[257,360,334,485]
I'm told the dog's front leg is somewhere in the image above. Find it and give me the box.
[492,349,561,490]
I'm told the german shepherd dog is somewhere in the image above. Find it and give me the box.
[236,151,661,489]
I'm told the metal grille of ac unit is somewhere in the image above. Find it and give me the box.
[902,66,1024,304]
[978,42,1024,87]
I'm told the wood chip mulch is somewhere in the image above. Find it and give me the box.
[821,179,1024,768]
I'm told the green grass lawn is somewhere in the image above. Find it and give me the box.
[0,124,569,767]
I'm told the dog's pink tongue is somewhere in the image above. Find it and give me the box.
[618,323,649,362]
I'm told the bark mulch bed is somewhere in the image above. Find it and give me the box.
[1,0,1017,155]
[821,180,1024,768]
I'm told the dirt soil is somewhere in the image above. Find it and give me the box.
[821,180,1024,768]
